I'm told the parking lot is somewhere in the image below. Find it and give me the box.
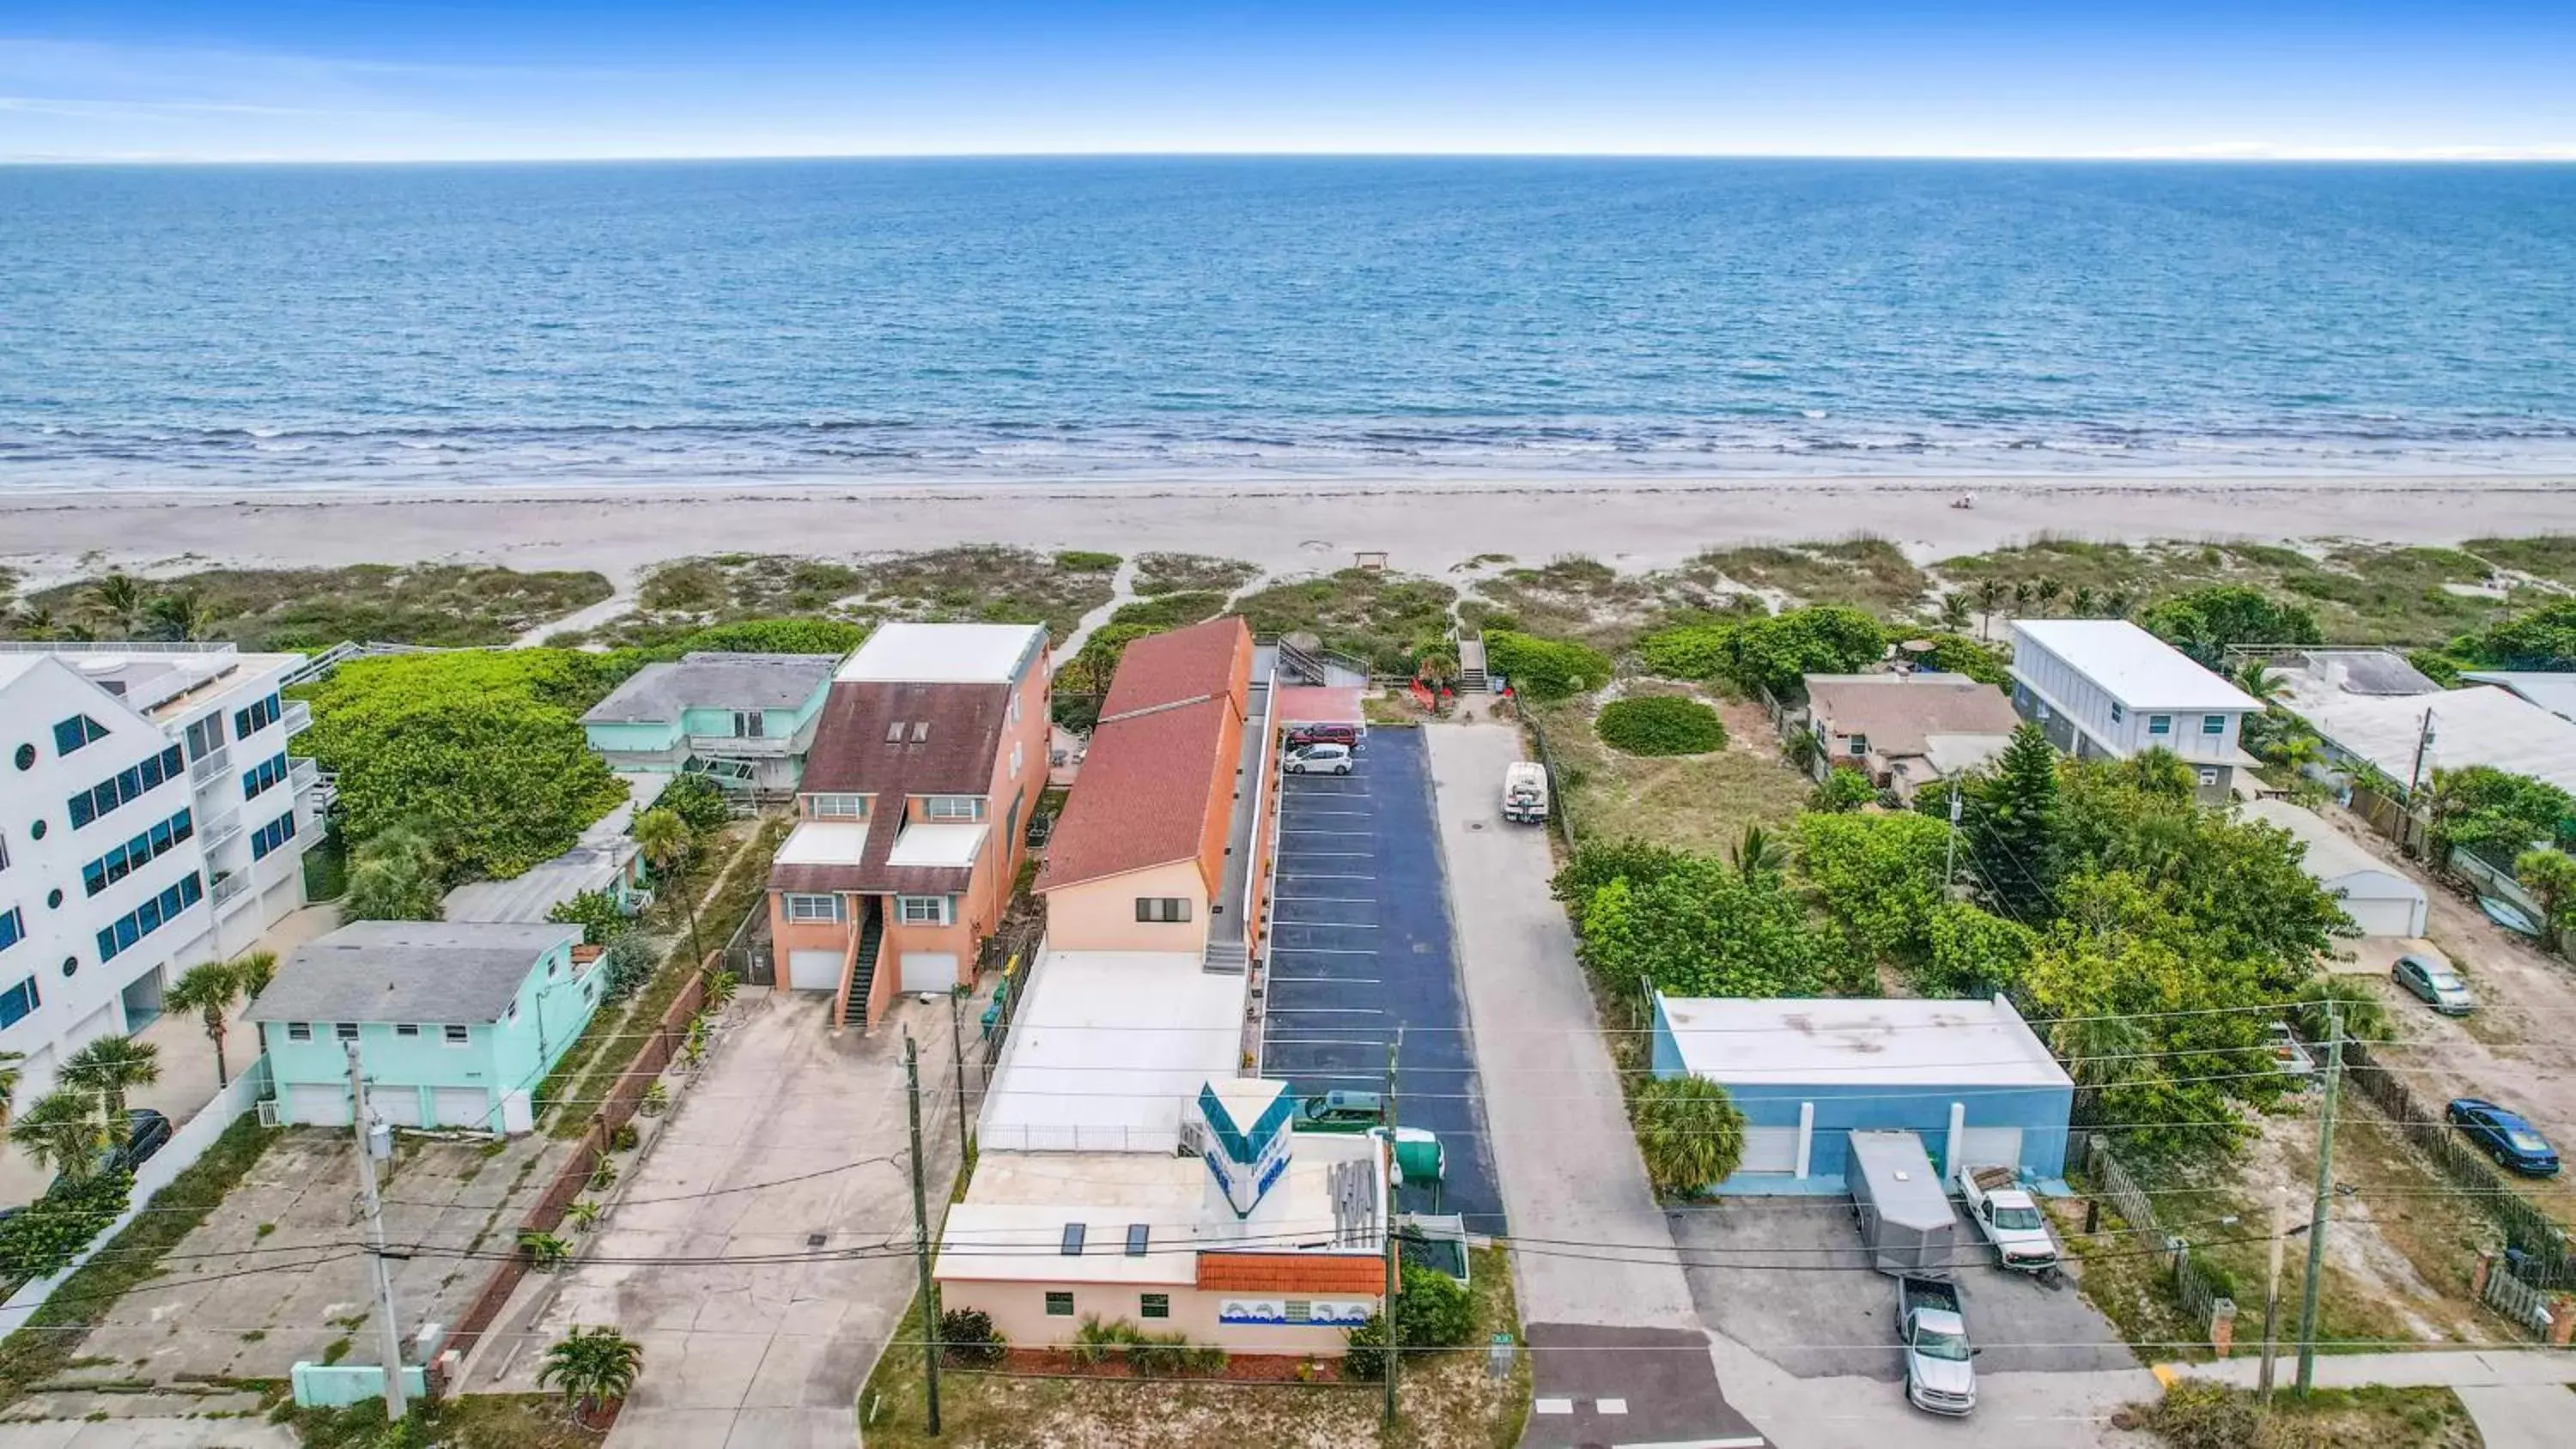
[1669,1197,2135,1381]
[1259,728,1503,1232]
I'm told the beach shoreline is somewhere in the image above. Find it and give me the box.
[4,471,2573,590]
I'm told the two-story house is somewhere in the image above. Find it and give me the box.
[247,921,597,1134]
[765,623,1051,1032]
[0,644,324,1106]
[2006,620,2261,802]
[580,652,841,799]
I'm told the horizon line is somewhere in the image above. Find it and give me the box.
[9,146,2576,168]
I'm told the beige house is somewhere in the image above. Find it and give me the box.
[1803,672,2021,802]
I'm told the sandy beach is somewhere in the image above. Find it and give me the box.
[4,473,2573,590]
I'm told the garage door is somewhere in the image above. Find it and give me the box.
[2342,894,2421,938]
[431,1087,494,1130]
[787,949,845,991]
[284,1082,349,1125]
[1739,1126,1800,1174]
[373,1088,426,1128]
[1957,1127,2023,1173]
[901,952,958,994]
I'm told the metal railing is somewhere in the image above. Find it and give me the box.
[188,744,233,786]
[210,873,249,908]
[0,640,236,656]
[200,812,243,852]
[281,699,312,736]
[686,733,792,758]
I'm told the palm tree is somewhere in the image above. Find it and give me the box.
[537,1325,645,1428]
[2232,659,2288,705]
[2050,1012,2148,1128]
[1728,823,1788,883]
[1413,643,1461,694]
[87,573,145,635]
[1628,1076,1747,1198]
[1974,579,2007,640]
[0,1052,21,1133]
[1938,592,1972,632]
[2035,578,2064,615]
[142,590,208,643]
[634,806,702,967]
[343,824,443,921]
[2103,588,2136,618]
[162,952,276,1091]
[2070,585,2101,617]
[2290,976,2392,1046]
[60,1036,160,1127]
[9,1088,108,1185]
[2009,580,2035,617]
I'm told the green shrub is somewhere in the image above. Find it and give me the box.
[546,888,628,946]
[1910,633,2010,685]
[1054,550,1122,573]
[1485,630,1613,701]
[1108,591,1226,631]
[1595,696,1727,756]
[1809,765,1876,812]
[939,1307,1008,1367]
[1637,621,1739,681]
[1341,1314,1392,1381]
[671,617,868,657]
[658,774,733,834]
[598,929,658,1003]
[0,1171,132,1293]
[1394,1264,1476,1349]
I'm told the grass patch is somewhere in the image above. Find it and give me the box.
[7,565,611,649]
[1109,591,1230,631]
[1679,537,1929,616]
[1133,552,1261,597]
[1531,692,1808,854]
[2121,1383,2478,1449]
[857,546,1121,643]
[277,1394,605,1449]
[0,1117,280,1408]
[860,1246,1528,1449]
[1052,550,1122,573]
[2466,534,2576,587]
[301,831,348,903]
[1476,555,1662,651]
[1236,568,1458,675]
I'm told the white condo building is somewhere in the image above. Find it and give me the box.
[0,644,325,1102]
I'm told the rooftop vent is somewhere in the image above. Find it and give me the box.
[911,721,931,743]
[884,721,906,744]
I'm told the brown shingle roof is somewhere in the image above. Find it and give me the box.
[1099,616,1249,720]
[1803,675,2021,761]
[771,678,1007,894]
[1195,1252,1386,1295]
[1042,617,1251,894]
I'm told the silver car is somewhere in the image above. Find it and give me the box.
[2394,955,2476,1016]
[1283,743,1353,775]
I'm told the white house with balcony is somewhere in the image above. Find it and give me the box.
[2006,620,2262,803]
[0,643,325,1105]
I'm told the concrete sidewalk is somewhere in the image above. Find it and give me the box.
[2163,1347,2576,1391]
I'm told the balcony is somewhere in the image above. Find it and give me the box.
[688,733,793,759]
[189,744,233,787]
[292,758,337,812]
[282,700,313,737]
[210,871,252,912]
[200,812,244,853]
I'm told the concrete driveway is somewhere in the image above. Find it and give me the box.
[489,991,969,1449]
[1427,720,1758,1448]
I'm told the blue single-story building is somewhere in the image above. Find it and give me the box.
[1649,992,2074,1195]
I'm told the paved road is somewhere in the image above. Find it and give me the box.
[1262,729,1504,1230]
[489,992,968,1449]
[1428,719,1760,1448]
[2171,1347,2576,1449]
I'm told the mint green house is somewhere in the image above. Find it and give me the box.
[246,922,598,1136]
[580,651,841,798]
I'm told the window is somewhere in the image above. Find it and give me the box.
[923,796,984,822]
[2109,701,2125,724]
[1126,1223,1151,1257]
[1845,734,1869,758]
[444,1025,470,1046]
[783,894,842,924]
[287,1022,312,1042]
[80,807,196,895]
[67,746,184,830]
[1010,689,1022,724]
[732,710,766,738]
[1140,1293,1170,1319]
[233,693,282,738]
[0,906,21,952]
[2148,714,2172,736]
[806,793,866,820]
[335,1022,359,1041]
[52,715,108,756]
[1011,740,1024,779]
[1135,897,1191,924]
[1045,1291,1075,1317]
[11,744,31,772]
[0,831,9,873]
[94,872,203,962]
[250,809,297,861]
[2202,713,2227,736]
[1060,1222,1086,1256]
[0,975,38,1028]
[241,752,289,802]
[1284,1300,1312,1325]
[394,1023,421,1038]
[185,713,227,762]
[897,895,951,925]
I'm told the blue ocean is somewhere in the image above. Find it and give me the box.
[3,159,2574,489]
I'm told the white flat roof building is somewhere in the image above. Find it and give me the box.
[2461,671,2576,724]
[978,949,1246,1153]
[1655,994,2072,1089]
[2009,621,2260,712]
[835,621,1047,685]
[2279,678,2576,797]
[2240,798,2428,937]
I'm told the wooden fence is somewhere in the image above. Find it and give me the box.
[2340,1041,2576,1290]
[2085,1134,2239,1355]
[1522,710,1579,853]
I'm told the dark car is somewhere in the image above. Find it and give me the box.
[1286,723,1362,749]
[2447,1098,2561,1177]
[2393,954,2475,1016]
[49,1110,172,1193]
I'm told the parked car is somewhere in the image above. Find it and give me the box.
[1283,743,1354,776]
[1955,1162,2059,1274]
[2265,1022,2315,1083]
[1897,1275,1977,1416]
[1287,723,1363,749]
[2447,1100,2560,1176]
[2392,955,2475,1016]
[55,1110,172,1191]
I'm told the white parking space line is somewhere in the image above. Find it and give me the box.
[1265,976,1382,985]
[1281,828,1373,836]
[1272,894,1373,904]
[1279,852,1375,859]
[1276,872,1375,881]
[1534,1398,1575,1416]
[1274,919,1378,928]
[1285,809,1372,817]
[1268,945,1378,955]
[1267,1006,1386,1016]
[1596,1398,1629,1415]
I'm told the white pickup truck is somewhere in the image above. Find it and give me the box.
[1502,761,1549,824]
[1956,1163,2060,1273]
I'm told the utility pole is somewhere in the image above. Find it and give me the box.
[1382,1029,1401,1431]
[2407,706,2437,799]
[949,990,971,1163]
[345,1042,408,1423]
[2294,1003,2342,1396]
[1943,782,1963,889]
[2259,1184,2290,1401]
[904,1034,943,1435]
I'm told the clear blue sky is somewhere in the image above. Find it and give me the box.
[5,2,2573,162]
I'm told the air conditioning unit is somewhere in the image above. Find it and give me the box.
[256,1100,281,1129]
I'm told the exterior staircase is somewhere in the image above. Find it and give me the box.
[1457,630,1491,694]
[1203,937,1249,975]
[834,905,884,1033]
